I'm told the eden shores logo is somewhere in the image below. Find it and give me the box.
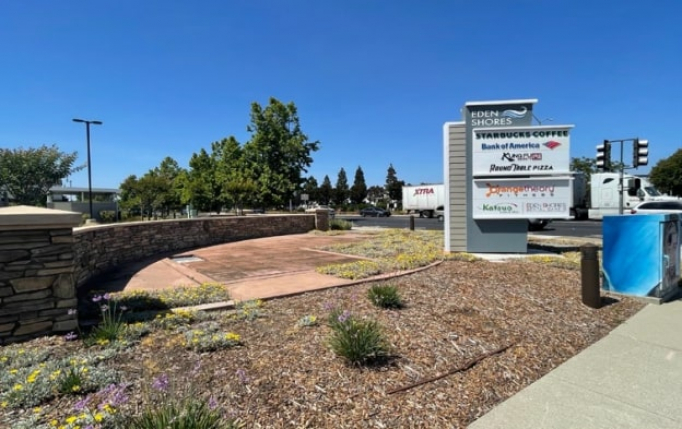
[470,107,528,126]
[485,183,556,197]
[478,202,520,214]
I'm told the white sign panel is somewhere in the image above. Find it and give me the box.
[472,177,572,219]
[472,126,572,176]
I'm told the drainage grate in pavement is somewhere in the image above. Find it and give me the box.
[170,255,204,264]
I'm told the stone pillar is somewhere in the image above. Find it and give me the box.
[315,209,330,231]
[0,205,81,344]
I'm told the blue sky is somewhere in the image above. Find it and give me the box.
[2,1,680,190]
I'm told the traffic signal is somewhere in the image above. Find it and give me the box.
[633,138,649,168]
[596,140,611,172]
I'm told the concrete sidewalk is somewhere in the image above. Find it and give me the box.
[468,299,682,429]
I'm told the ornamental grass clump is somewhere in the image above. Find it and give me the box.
[327,311,391,366]
[367,284,404,309]
[123,363,241,429]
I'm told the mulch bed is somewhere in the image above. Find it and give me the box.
[104,259,644,428]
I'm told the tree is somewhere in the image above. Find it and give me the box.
[350,166,367,204]
[385,163,405,202]
[319,175,333,205]
[178,148,223,213]
[155,156,185,217]
[119,171,171,219]
[242,97,319,209]
[366,185,385,204]
[0,144,83,206]
[334,168,349,205]
[649,149,682,197]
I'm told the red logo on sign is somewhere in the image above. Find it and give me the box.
[413,188,434,196]
[543,141,561,150]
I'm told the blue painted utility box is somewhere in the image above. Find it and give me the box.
[602,214,681,300]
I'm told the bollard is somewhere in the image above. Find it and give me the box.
[410,215,415,231]
[580,243,601,309]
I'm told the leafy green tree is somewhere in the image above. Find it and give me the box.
[385,163,405,202]
[179,149,223,213]
[119,171,171,219]
[155,156,185,217]
[242,97,319,209]
[0,144,83,206]
[366,185,385,204]
[649,149,682,196]
[350,166,367,204]
[319,175,333,205]
[334,168,349,205]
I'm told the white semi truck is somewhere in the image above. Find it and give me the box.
[587,172,678,219]
[401,184,445,218]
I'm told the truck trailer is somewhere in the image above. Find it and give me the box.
[401,184,445,218]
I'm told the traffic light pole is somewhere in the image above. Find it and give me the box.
[600,137,648,215]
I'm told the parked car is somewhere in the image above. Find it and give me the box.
[305,205,336,218]
[359,206,391,217]
[630,200,682,214]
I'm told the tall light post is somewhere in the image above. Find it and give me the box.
[72,118,103,221]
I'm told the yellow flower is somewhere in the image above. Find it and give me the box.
[49,419,58,427]
[33,406,42,413]
[94,412,104,422]
[102,403,115,414]
[0,356,7,362]
[225,332,241,342]
[66,416,78,424]
[13,383,23,391]
[71,385,81,392]
[1,401,8,408]
[9,369,18,374]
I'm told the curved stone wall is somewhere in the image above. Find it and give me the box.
[73,214,319,288]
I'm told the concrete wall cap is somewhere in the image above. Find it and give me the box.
[0,205,82,230]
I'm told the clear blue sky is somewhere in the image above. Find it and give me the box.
[2,1,680,190]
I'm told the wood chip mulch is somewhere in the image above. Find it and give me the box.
[111,260,644,429]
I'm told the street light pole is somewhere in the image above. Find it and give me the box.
[72,118,103,221]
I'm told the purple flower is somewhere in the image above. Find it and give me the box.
[322,301,335,311]
[73,395,92,411]
[337,310,351,323]
[65,332,78,341]
[97,383,129,408]
[100,305,109,312]
[92,295,102,303]
[208,396,218,410]
[235,368,249,384]
[103,293,111,300]
[68,308,78,316]
[119,305,128,312]
[84,425,94,429]
[152,373,169,392]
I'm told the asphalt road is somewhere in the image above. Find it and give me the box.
[339,215,603,239]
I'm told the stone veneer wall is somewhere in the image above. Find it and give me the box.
[73,213,325,288]
[0,206,81,345]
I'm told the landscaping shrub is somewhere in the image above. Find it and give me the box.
[327,312,391,366]
[329,219,352,230]
[367,284,403,309]
[99,210,117,223]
